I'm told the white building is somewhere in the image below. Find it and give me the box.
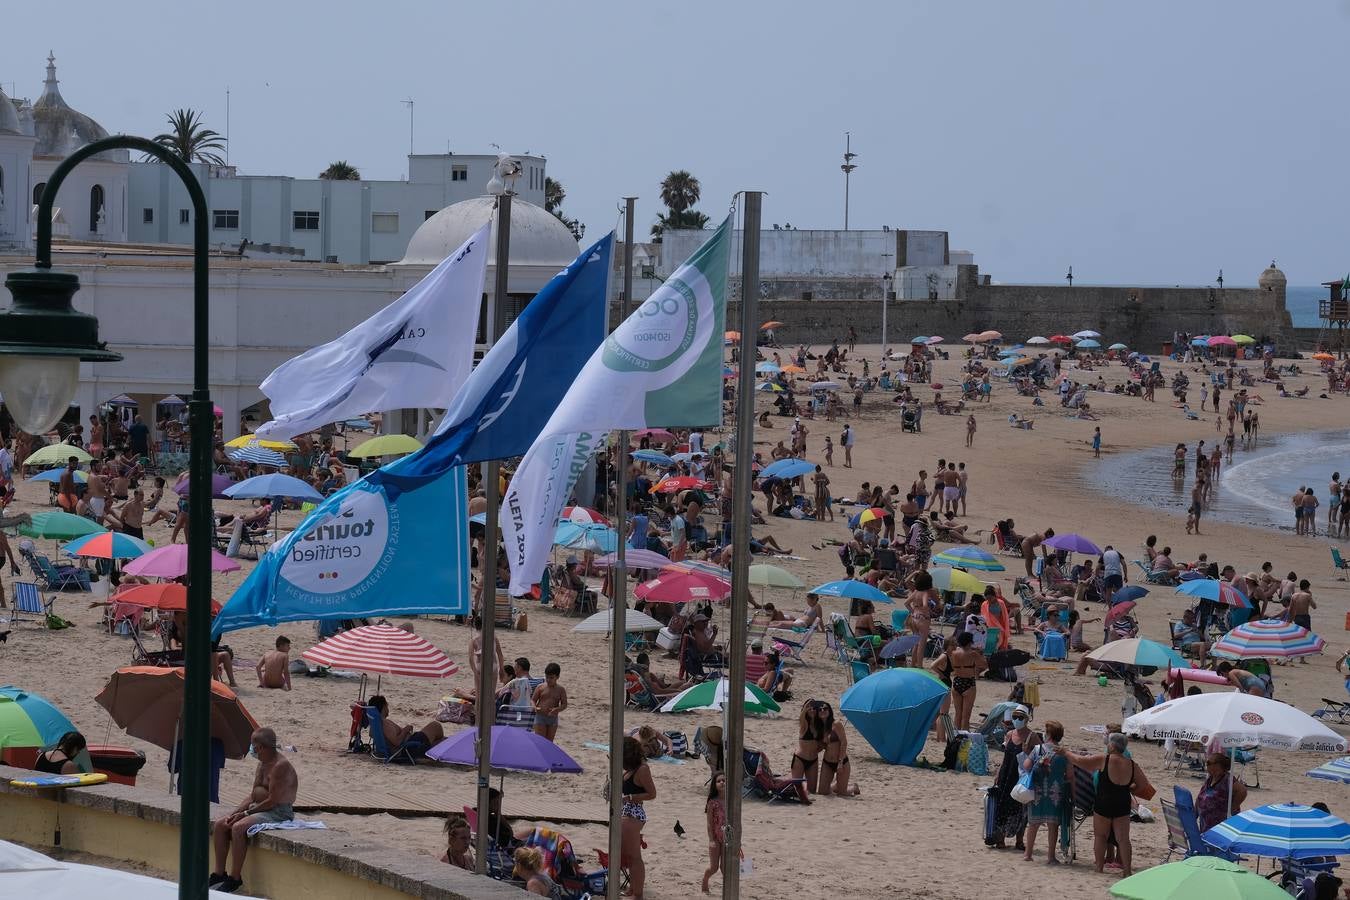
[2,53,548,263]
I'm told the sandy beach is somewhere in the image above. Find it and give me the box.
[5,340,1349,900]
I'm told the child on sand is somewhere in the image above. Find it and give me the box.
[532,662,567,741]
[256,636,292,691]
[823,436,834,467]
[1092,427,1101,458]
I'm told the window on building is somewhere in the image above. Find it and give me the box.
[213,209,239,230]
[371,213,399,233]
[89,184,105,232]
[179,208,190,225]
[293,210,320,231]
[425,210,438,221]
[142,208,154,224]
[33,182,46,206]
[451,166,467,182]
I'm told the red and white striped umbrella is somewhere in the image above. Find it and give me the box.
[561,506,611,526]
[300,624,458,678]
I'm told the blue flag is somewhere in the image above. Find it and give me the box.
[371,231,613,493]
[212,233,612,636]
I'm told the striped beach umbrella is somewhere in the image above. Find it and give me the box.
[1211,618,1327,660]
[662,559,733,580]
[224,434,296,451]
[301,624,458,678]
[62,531,153,560]
[1306,756,1350,785]
[931,546,1005,572]
[1203,803,1350,860]
[1176,578,1250,608]
[228,444,287,468]
[658,678,780,715]
[561,506,610,526]
[0,686,77,750]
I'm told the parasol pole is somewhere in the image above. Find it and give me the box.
[724,190,762,900]
[604,196,636,900]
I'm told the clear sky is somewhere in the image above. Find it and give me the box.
[9,0,1347,285]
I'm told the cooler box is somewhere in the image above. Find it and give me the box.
[87,744,147,786]
[656,627,680,652]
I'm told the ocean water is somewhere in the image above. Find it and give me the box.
[1288,285,1326,328]
[1093,428,1350,535]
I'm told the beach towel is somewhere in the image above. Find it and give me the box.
[981,598,1011,651]
[246,819,327,837]
[583,741,685,764]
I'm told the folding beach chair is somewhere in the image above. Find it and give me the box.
[741,749,807,803]
[1333,547,1350,581]
[10,582,52,625]
[129,628,183,666]
[364,705,417,764]
[31,553,90,592]
[348,702,371,754]
[1315,697,1350,725]
[1133,559,1176,586]
[1159,798,1190,863]
[1174,785,1241,861]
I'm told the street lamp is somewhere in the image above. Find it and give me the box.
[880,271,893,360]
[2,135,215,900]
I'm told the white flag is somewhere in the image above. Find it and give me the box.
[254,224,490,439]
[503,218,731,594]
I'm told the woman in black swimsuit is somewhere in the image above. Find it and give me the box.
[947,631,987,731]
[819,703,860,797]
[791,701,825,793]
[35,731,86,775]
[1063,732,1154,876]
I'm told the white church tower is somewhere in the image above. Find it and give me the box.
[0,84,35,250]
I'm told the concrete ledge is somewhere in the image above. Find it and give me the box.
[0,764,524,898]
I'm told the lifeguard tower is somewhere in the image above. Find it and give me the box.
[1320,277,1350,357]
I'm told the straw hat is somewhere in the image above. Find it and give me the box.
[704,725,723,747]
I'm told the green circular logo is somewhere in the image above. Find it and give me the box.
[603,277,699,372]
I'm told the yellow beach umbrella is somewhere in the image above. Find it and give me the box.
[24,444,92,466]
[1230,334,1256,345]
[349,433,424,458]
[224,434,297,451]
[927,566,988,595]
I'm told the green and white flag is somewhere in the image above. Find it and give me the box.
[504,217,730,593]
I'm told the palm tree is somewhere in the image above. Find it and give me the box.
[660,171,701,216]
[544,176,565,214]
[149,109,227,166]
[319,161,361,180]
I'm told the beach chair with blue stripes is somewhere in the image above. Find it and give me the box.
[363,705,417,764]
[11,582,53,625]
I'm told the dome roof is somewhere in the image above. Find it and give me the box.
[1259,261,1287,291]
[0,86,20,136]
[397,195,579,267]
[32,54,114,159]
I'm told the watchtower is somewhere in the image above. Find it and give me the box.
[1320,276,1350,357]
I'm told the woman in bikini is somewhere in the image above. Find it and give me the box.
[948,631,988,731]
[905,570,938,669]
[819,702,860,797]
[791,700,825,793]
[619,736,656,899]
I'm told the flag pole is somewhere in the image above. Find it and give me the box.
[474,188,511,875]
[605,195,637,900]
[723,190,761,900]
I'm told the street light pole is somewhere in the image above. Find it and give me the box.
[12,135,212,900]
[841,133,857,231]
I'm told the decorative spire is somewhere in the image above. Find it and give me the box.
[39,52,65,107]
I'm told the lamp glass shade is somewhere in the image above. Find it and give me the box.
[0,355,79,434]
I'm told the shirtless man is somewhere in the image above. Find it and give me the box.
[115,489,146,539]
[531,662,568,742]
[83,463,110,524]
[1301,489,1319,536]
[57,456,81,513]
[940,465,961,515]
[143,476,173,527]
[1286,580,1317,636]
[256,636,292,690]
[210,727,298,894]
[1021,528,1055,579]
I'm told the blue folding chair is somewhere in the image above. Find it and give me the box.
[11,582,52,625]
[1174,785,1241,861]
[363,705,417,764]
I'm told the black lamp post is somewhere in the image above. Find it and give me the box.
[1,135,215,900]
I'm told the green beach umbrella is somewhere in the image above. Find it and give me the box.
[747,564,804,589]
[1231,334,1256,345]
[0,686,78,750]
[19,510,108,541]
[1110,856,1289,900]
[657,678,781,716]
[24,444,92,467]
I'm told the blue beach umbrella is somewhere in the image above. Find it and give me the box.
[1113,584,1150,603]
[554,521,617,553]
[1176,578,1250,608]
[755,361,781,374]
[631,449,675,466]
[28,469,87,484]
[223,472,323,502]
[840,668,949,765]
[228,444,288,468]
[1076,339,1102,349]
[1191,336,1210,346]
[1203,803,1350,860]
[759,458,817,480]
[62,531,153,560]
[931,546,1005,572]
[1307,757,1350,785]
[910,336,930,344]
[756,382,783,393]
[809,580,894,604]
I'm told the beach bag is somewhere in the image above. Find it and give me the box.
[437,698,475,725]
[513,611,528,632]
[664,731,688,757]
[966,738,989,776]
[1010,769,1036,805]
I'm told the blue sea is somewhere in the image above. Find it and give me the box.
[1095,429,1350,535]
[1288,285,1326,328]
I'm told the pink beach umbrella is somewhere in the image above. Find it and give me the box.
[592,548,671,570]
[123,543,242,578]
[635,572,732,605]
[1207,335,1238,347]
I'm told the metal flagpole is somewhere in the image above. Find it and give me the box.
[723,190,761,899]
[474,189,511,875]
[606,196,636,900]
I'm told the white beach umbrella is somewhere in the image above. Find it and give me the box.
[572,607,663,634]
[1073,329,1101,339]
[1026,336,1051,345]
[1124,691,1346,752]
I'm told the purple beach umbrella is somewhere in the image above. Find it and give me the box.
[426,725,583,774]
[174,472,236,499]
[1043,532,1101,555]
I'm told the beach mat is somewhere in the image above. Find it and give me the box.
[582,741,685,764]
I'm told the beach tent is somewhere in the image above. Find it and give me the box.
[840,668,948,765]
